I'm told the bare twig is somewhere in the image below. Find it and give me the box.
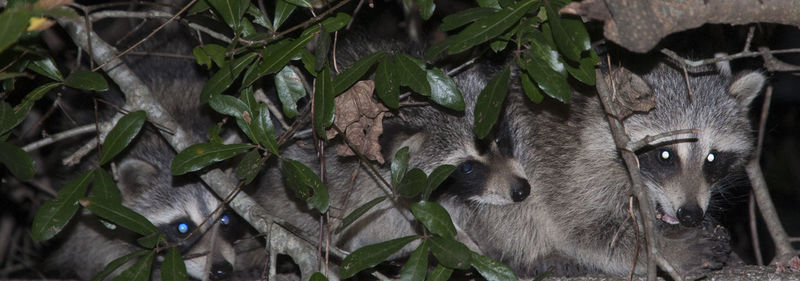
[626,129,697,152]
[749,194,764,266]
[23,124,98,152]
[661,48,800,69]
[628,196,640,281]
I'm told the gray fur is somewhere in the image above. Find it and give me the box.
[459,61,764,277]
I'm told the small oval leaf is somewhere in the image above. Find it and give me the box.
[410,201,456,238]
[398,168,426,198]
[162,248,188,281]
[309,272,329,281]
[390,146,410,188]
[374,57,399,109]
[418,0,435,20]
[447,0,539,54]
[244,33,314,87]
[545,1,591,62]
[429,236,472,270]
[427,68,465,111]
[0,9,31,54]
[396,54,430,96]
[332,51,386,95]
[64,70,109,91]
[0,141,35,181]
[82,197,158,236]
[235,149,263,185]
[31,170,94,241]
[99,111,147,165]
[471,251,518,281]
[111,250,155,281]
[335,196,387,234]
[428,264,454,281]
[473,66,510,139]
[520,72,544,104]
[424,164,456,200]
[339,235,419,279]
[273,0,296,30]
[28,57,64,81]
[209,94,249,119]
[440,7,497,32]
[313,65,334,138]
[399,240,428,281]
[208,0,248,29]
[275,66,306,119]
[93,168,121,204]
[171,143,253,175]
[201,52,258,102]
[12,82,61,129]
[280,158,330,213]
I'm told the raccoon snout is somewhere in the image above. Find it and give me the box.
[510,177,531,202]
[676,204,703,227]
[209,261,233,280]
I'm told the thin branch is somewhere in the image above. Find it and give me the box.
[749,194,764,266]
[661,47,800,69]
[626,129,697,152]
[22,124,98,152]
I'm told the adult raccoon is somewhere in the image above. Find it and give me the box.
[460,58,765,277]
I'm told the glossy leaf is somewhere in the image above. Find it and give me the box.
[254,104,278,155]
[473,66,510,139]
[332,51,386,95]
[93,168,121,204]
[201,52,257,102]
[136,232,161,249]
[112,250,154,281]
[545,1,590,62]
[440,7,497,32]
[64,70,108,91]
[471,251,517,281]
[447,0,539,54]
[314,26,331,72]
[236,150,263,185]
[374,57,398,109]
[275,66,306,118]
[0,141,34,181]
[171,143,253,175]
[339,235,419,279]
[428,264,454,281]
[391,146,410,188]
[90,249,150,281]
[398,168,426,198]
[0,102,14,135]
[476,0,500,8]
[520,72,544,104]
[517,31,570,103]
[427,68,465,111]
[28,57,63,81]
[188,0,211,15]
[424,164,456,200]
[208,0,248,29]
[411,201,456,238]
[193,44,226,68]
[313,65,334,138]
[399,240,428,281]
[31,170,94,241]
[429,236,471,270]
[283,0,311,7]
[565,51,599,86]
[334,196,387,234]
[209,94,249,119]
[280,158,330,213]
[418,0,435,20]
[162,248,188,281]
[99,111,146,165]
[243,33,313,87]
[273,0,295,30]
[81,197,158,236]
[0,9,30,54]
[396,54,430,96]
[309,272,328,281]
[247,4,273,30]
[9,82,60,133]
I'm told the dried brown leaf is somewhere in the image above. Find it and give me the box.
[327,80,390,163]
[606,68,655,119]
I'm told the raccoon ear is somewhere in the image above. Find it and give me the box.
[728,72,765,107]
[116,158,159,199]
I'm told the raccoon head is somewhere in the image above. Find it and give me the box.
[628,67,765,227]
[117,158,242,280]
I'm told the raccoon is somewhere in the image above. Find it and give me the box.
[458,59,765,277]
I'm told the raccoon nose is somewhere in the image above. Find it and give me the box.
[510,177,531,202]
[676,204,703,227]
[209,262,233,281]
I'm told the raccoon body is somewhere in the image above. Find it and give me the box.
[460,60,765,277]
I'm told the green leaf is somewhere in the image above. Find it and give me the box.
[410,201,456,238]
[31,170,94,241]
[239,18,257,37]
[273,0,295,30]
[427,68,465,111]
[0,9,30,54]
[171,143,253,175]
[300,49,317,76]
[208,0,248,29]
[545,1,590,62]
[440,7,497,32]
[374,57,398,109]
[426,36,455,61]
[339,235,419,279]
[517,31,570,103]
[313,65,334,138]
[471,251,518,281]
[399,240,428,281]
[447,0,539,54]
[565,51,599,86]
[418,0,435,20]
[275,66,306,119]
[28,57,64,81]
[112,250,155,281]
[428,264,454,281]
[99,111,146,165]
[429,236,471,270]
[0,102,14,135]
[92,168,121,204]
[314,26,331,73]
[391,146,410,188]
[473,66,510,139]
[162,248,188,281]
[398,168,426,198]
[243,33,313,87]
[193,47,212,69]
[81,197,158,236]
[247,4,273,30]
[90,250,150,281]
[136,232,161,249]
[0,141,34,181]
[209,94,249,119]
[332,51,386,95]
[317,12,352,33]
[309,272,328,281]
[280,158,330,213]
[188,0,211,15]
[283,0,311,7]
[9,82,60,134]
[476,0,501,8]
[396,54,430,96]
[64,70,109,91]
[254,104,279,154]
[236,150,263,185]
[193,44,226,68]
[201,52,258,102]
[520,72,544,103]
[334,196,387,234]
[424,164,456,200]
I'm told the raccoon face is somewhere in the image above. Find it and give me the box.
[118,158,240,280]
[630,69,765,227]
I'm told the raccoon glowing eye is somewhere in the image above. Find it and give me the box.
[177,222,189,234]
[706,153,715,163]
[460,162,473,174]
[220,214,231,225]
[660,150,670,160]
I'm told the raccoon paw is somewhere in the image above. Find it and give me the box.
[657,220,731,275]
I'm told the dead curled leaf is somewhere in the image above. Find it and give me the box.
[326,80,390,163]
[606,67,655,119]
